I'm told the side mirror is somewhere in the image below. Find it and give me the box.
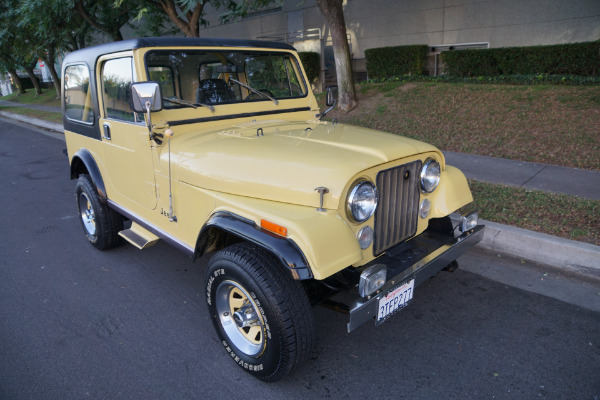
[325,85,338,107]
[316,85,338,120]
[131,82,163,131]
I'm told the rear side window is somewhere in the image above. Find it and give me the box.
[101,57,135,122]
[64,64,94,124]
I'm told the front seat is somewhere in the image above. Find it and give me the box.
[196,79,234,104]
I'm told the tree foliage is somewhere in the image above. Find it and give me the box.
[71,0,142,42]
[1,0,280,98]
[0,0,42,95]
[16,0,91,96]
[134,0,280,37]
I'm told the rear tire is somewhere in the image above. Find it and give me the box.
[206,243,315,381]
[75,174,122,250]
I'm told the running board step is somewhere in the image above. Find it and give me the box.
[119,223,159,250]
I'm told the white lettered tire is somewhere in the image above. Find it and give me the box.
[205,243,315,381]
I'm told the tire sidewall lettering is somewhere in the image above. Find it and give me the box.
[207,263,280,371]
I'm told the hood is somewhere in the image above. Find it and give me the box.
[171,121,440,209]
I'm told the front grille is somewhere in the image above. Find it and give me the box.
[373,161,422,255]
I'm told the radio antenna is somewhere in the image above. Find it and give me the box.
[165,129,177,222]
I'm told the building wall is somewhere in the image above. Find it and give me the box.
[199,0,600,59]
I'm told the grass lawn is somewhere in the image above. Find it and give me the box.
[2,88,61,107]
[329,82,600,170]
[463,180,599,246]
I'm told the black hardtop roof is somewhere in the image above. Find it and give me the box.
[62,37,296,69]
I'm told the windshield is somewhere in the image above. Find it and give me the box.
[146,50,307,109]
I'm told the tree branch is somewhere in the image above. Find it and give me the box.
[75,1,106,33]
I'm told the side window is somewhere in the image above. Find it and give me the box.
[101,57,135,122]
[64,64,94,124]
[148,66,175,98]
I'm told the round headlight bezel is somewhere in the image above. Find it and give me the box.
[346,179,378,223]
[420,158,441,193]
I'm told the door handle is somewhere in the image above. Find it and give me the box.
[103,123,111,140]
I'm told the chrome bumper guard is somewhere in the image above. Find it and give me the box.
[347,224,485,332]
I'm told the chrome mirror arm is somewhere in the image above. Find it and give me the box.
[316,98,337,120]
[145,101,152,132]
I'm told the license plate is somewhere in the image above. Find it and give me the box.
[376,279,415,323]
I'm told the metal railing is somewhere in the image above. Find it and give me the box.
[257,28,322,43]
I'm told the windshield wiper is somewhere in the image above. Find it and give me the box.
[163,97,215,112]
[229,78,279,105]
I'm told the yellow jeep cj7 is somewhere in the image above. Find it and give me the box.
[62,37,484,381]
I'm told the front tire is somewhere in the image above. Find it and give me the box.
[75,174,122,250]
[206,243,315,381]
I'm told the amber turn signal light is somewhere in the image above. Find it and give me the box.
[261,219,288,237]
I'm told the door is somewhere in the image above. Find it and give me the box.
[98,55,157,210]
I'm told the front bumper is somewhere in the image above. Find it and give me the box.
[346,224,485,332]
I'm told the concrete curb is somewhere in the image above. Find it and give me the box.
[477,220,600,273]
[0,111,63,133]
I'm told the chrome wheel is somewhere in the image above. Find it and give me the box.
[78,192,96,237]
[215,280,265,357]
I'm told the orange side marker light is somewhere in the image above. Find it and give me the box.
[261,219,288,237]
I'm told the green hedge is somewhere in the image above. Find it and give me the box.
[298,52,320,84]
[363,73,600,86]
[365,45,429,79]
[442,41,600,77]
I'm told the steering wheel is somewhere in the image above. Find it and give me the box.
[245,89,274,101]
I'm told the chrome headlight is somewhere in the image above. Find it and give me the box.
[420,159,441,193]
[346,180,377,223]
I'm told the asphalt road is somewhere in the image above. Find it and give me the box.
[1,118,599,400]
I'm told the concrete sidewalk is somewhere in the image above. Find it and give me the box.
[0,99,61,113]
[0,108,598,274]
[445,151,600,201]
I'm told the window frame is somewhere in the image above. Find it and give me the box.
[98,53,143,124]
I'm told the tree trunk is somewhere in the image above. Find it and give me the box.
[44,52,61,99]
[157,0,203,37]
[111,30,124,41]
[24,67,42,96]
[316,0,357,112]
[7,69,25,95]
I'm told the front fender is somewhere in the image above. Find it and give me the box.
[196,211,313,280]
[428,165,473,219]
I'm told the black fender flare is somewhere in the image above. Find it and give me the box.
[70,149,107,203]
[196,211,313,280]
